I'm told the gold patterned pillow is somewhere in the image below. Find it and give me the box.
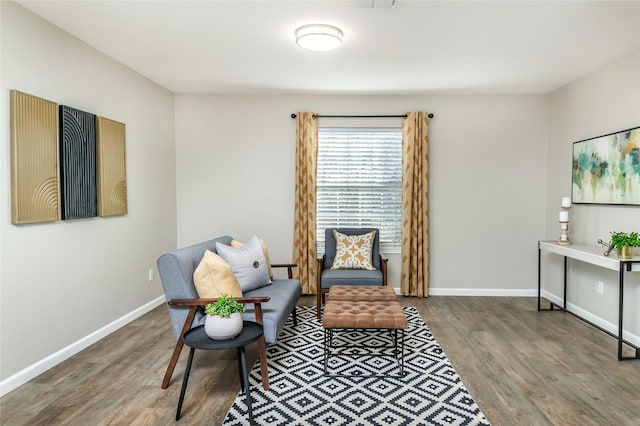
[330,230,377,270]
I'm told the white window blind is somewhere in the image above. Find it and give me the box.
[317,127,402,252]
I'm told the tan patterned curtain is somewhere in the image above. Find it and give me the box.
[401,112,429,297]
[293,112,318,294]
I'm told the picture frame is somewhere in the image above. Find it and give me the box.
[571,126,640,205]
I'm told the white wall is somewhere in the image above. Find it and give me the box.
[175,94,548,293]
[544,50,640,341]
[0,2,177,388]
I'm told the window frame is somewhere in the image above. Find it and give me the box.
[316,125,403,254]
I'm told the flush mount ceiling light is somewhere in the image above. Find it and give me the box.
[295,24,343,52]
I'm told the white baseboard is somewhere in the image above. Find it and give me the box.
[391,287,537,297]
[427,288,538,297]
[541,290,640,347]
[0,295,166,397]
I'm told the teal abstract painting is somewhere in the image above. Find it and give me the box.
[572,127,640,205]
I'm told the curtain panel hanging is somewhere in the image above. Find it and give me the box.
[401,112,430,297]
[293,112,318,294]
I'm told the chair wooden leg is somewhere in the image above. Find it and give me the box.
[257,335,269,391]
[162,339,185,389]
[316,290,322,319]
[162,306,198,389]
[251,302,269,391]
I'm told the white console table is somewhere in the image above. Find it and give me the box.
[537,241,640,361]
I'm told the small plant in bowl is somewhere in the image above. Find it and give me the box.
[204,294,246,317]
[609,231,640,259]
[204,294,246,340]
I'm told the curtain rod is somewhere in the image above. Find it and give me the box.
[290,113,434,119]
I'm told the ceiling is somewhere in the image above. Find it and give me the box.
[17,0,640,95]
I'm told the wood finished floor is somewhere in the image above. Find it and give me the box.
[1,296,638,425]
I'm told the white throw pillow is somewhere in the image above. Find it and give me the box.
[216,236,272,292]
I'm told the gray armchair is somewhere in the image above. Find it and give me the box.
[316,228,388,319]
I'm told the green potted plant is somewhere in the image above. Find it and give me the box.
[203,294,246,340]
[609,231,640,260]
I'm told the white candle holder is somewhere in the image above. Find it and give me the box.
[557,197,572,245]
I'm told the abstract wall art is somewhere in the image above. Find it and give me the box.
[10,89,128,225]
[10,90,60,224]
[572,126,640,205]
[96,117,128,216]
[59,105,97,219]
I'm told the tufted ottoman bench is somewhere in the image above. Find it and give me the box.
[326,285,398,303]
[322,286,407,377]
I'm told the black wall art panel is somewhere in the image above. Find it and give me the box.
[59,105,97,220]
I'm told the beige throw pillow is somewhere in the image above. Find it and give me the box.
[331,230,377,271]
[193,250,242,298]
[232,238,273,280]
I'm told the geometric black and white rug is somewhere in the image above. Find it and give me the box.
[223,306,491,425]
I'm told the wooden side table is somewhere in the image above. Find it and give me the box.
[176,321,263,423]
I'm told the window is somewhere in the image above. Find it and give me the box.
[317,127,402,253]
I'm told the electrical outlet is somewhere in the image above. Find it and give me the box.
[148,268,154,282]
[596,281,604,294]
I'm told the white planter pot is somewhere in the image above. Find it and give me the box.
[204,312,243,340]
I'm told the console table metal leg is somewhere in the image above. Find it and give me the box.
[616,262,640,361]
[538,245,564,312]
[562,256,567,310]
[537,246,541,311]
[618,266,624,361]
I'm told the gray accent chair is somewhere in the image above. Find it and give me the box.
[157,235,301,390]
[316,228,388,319]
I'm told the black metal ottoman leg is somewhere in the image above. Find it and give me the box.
[401,330,405,376]
[176,347,196,421]
[237,346,254,425]
[323,328,328,375]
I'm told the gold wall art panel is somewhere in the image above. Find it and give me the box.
[96,117,128,216]
[10,90,60,224]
